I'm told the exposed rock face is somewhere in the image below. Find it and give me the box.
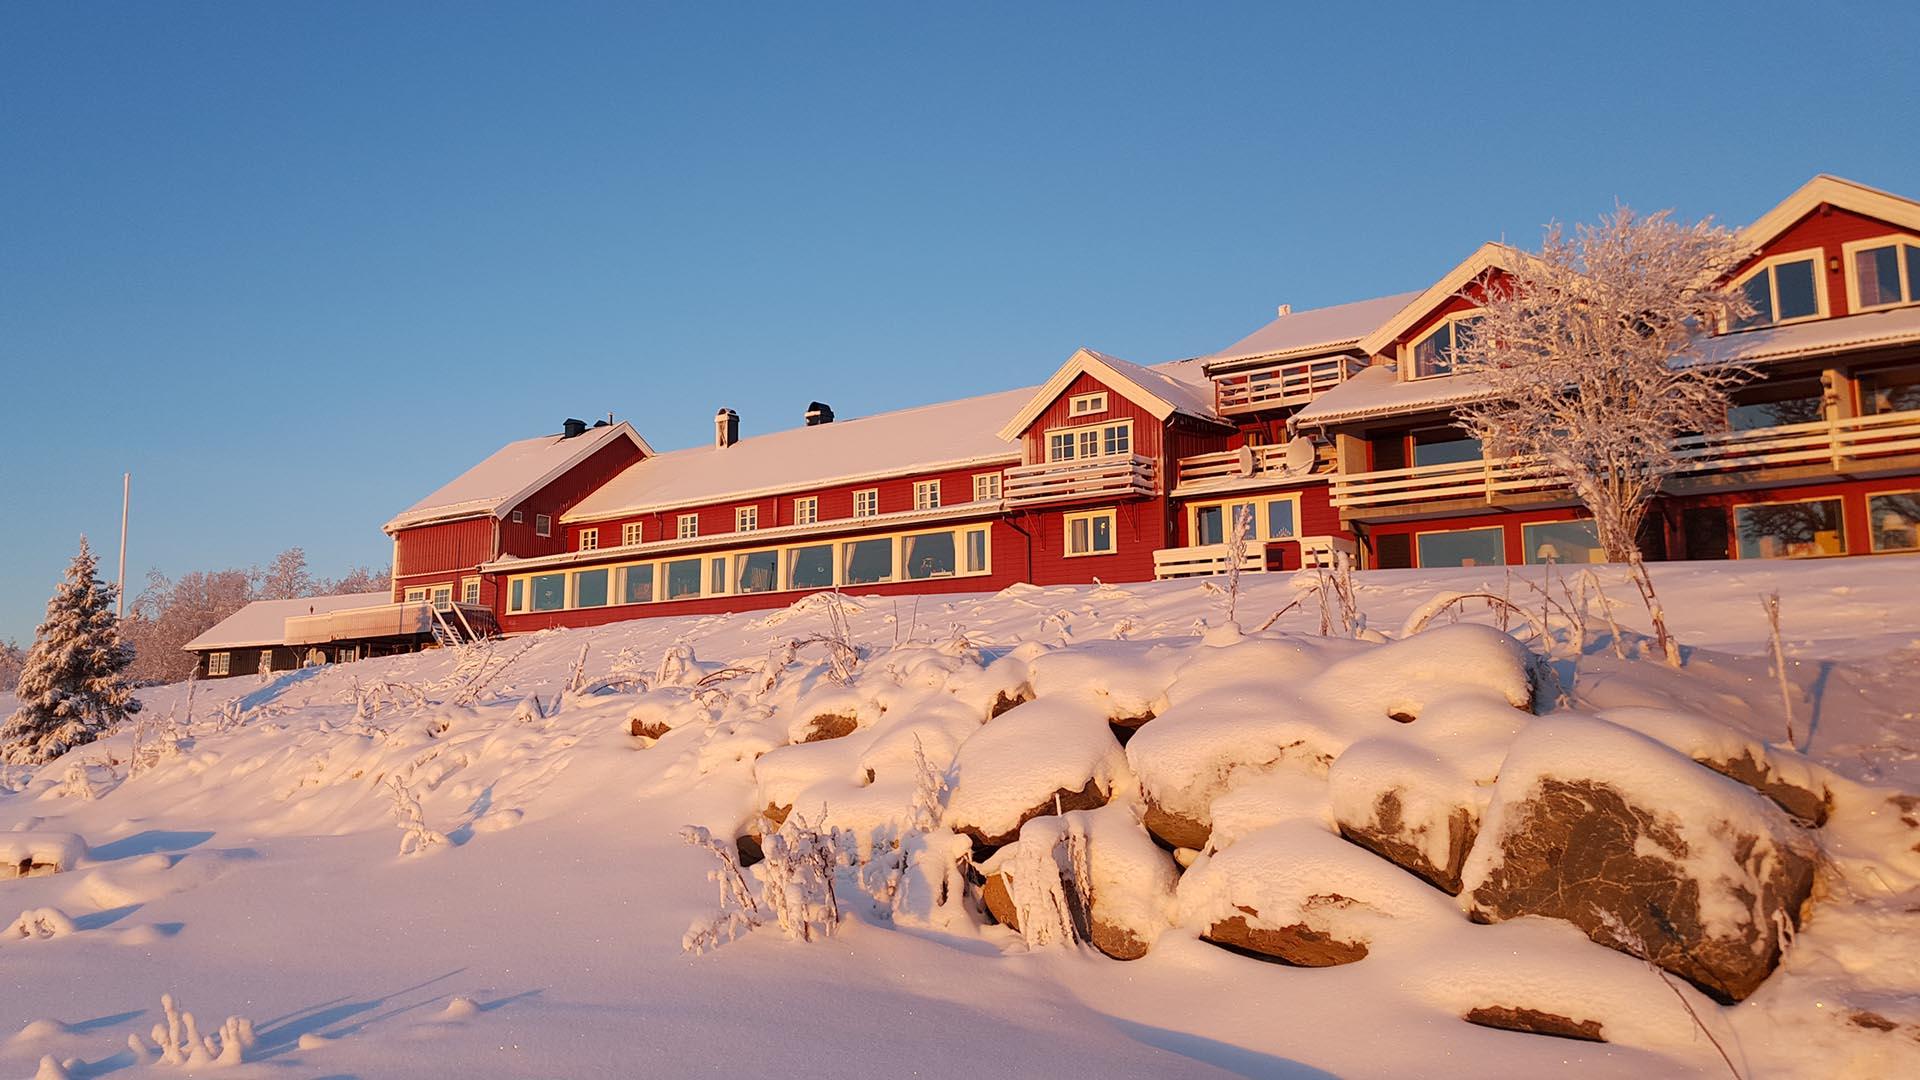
[799,713,858,743]
[981,871,1019,930]
[1463,1005,1605,1043]
[1466,776,1816,1003]
[988,689,1032,719]
[1699,748,1831,826]
[1202,904,1369,967]
[957,778,1109,850]
[1338,789,1477,895]
[629,717,671,739]
[1142,796,1211,851]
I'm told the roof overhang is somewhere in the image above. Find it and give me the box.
[1735,174,1920,254]
[383,422,653,534]
[1357,243,1531,358]
[995,348,1220,442]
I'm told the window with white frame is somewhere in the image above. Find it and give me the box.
[914,480,941,510]
[854,489,879,517]
[511,509,523,523]
[1068,391,1108,417]
[462,577,480,604]
[677,513,699,539]
[794,496,818,525]
[973,472,1002,501]
[1190,495,1298,546]
[404,587,428,603]
[736,505,758,532]
[578,528,599,552]
[1407,313,1483,379]
[208,651,230,675]
[1064,508,1117,556]
[1734,251,1823,329]
[622,522,644,546]
[535,513,552,538]
[1045,420,1131,462]
[430,585,454,611]
[1847,237,1920,312]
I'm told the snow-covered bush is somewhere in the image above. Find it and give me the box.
[133,992,257,1067]
[761,815,842,943]
[682,825,762,954]
[386,774,448,856]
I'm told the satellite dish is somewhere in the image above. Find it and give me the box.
[1235,445,1257,476]
[1282,436,1316,474]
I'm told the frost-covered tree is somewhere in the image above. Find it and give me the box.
[254,547,313,600]
[1450,207,1756,561]
[2,538,141,765]
[0,640,25,694]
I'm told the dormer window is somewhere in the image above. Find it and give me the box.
[1734,250,1823,329]
[1847,237,1920,312]
[1408,313,1482,379]
[578,528,599,552]
[1068,391,1108,417]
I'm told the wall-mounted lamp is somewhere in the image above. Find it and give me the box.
[1827,255,1842,273]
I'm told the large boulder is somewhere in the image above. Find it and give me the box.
[944,695,1128,851]
[1598,707,1834,826]
[1461,716,1818,1003]
[977,804,1178,961]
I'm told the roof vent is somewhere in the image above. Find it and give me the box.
[715,408,739,449]
[562,418,587,439]
[804,401,834,426]
[1276,304,1293,318]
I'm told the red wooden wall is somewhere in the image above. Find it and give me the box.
[1733,205,1914,320]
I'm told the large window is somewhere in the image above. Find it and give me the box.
[530,573,566,611]
[665,558,702,599]
[843,538,893,584]
[1735,252,1823,329]
[1848,238,1920,311]
[1735,498,1846,559]
[1411,427,1483,467]
[1415,526,1504,568]
[1728,378,1826,431]
[966,528,989,574]
[735,550,779,593]
[1189,495,1299,547]
[621,564,654,604]
[902,531,956,579]
[1870,491,1920,553]
[208,652,230,676]
[1409,314,1482,379]
[430,585,454,612]
[914,480,941,510]
[788,544,834,589]
[1065,509,1117,556]
[1523,520,1602,564]
[573,568,609,608]
[1860,363,1920,416]
[462,577,480,605]
[1045,421,1132,462]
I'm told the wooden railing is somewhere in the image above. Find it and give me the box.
[1213,355,1362,414]
[1003,454,1156,505]
[1151,534,1357,579]
[1330,409,1920,509]
[1174,442,1332,490]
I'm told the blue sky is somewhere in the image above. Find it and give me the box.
[2,2,1915,642]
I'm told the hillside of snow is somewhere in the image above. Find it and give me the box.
[5,559,1920,1079]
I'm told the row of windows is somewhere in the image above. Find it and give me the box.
[1046,420,1132,463]
[402,579,480,609]
[1735,237,1920,330]
[576,474,1006,551]
[1187,494,1301,546]
[509,525,995,614]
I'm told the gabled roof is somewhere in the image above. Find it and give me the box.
[563,388,1031,524]
[993,348,1223,442]
[384,421,651,533]
[1290,365,1498,427]
[1356,242,1536,358]
[1735,174,1920,252]
[184,592,394,651]
[1204,292,1422,372]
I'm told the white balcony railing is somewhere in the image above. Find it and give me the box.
[1174,441,1331,491]
[1213,355,1363,415]
[1003,454,1156,505]
[1151,534,1357,579]
[1330,409,1920,510]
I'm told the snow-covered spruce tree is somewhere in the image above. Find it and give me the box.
[2,538,141,765]
[1450,207,1756,562]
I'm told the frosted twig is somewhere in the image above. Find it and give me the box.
[1761,592,1795,749]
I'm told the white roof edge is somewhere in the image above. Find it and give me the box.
[994,347,1222,442]
[1356,243,1532,358]
[1735,174,1920,253]
[384,422,650,534]
[558,451,1023,524]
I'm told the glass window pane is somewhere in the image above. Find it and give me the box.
[1070,517,1090,553]
[709,558,728,593]
[1412,323,1453,377]
[1735,499,1846,559]
[966,529,988,573]
[1523,520,1602,564]
[1862,363,1920,416]
[510,578,525,612]
[1856,245,1903,308]
[903,531,957,579]
[1091,514,1114,552]
[1415,527,1505,568]
[665,559,702,600]
[1774,259,1819,320]
[1907,246,1920,302]
[1727,378,1825,430]
[623,564,654,604]
[1266,500,1296,539]
[573,568,608,607]
[1869,492,1920,553]
[1050,433,1074,461]
[1105,424,1130,457]
[843,538,893,585]
[788,545,834,589]
[1194,506,1224,546]
[1231,503,1257,540]
[531,573,566,611]
[1738,271,1774,328]
[734,550,779,593]
[1412,428,1483,467]
[1078,429,1099,458]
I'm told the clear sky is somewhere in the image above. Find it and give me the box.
[2,1,1915,642]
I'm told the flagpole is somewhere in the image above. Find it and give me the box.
[117,472,130,618]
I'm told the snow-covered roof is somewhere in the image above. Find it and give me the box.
[563,388,1033,524]
[1703,305,1920,365]
[994,348,1223,442]
[184,592,395,651]
[384,421,651,533]
[1356,243,1539,358]
[1204,292,1422,370]
[1290,365,1497,426]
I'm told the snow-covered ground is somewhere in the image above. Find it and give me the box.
[4,558,1919,1079]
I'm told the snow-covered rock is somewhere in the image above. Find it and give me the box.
[978,803,1178,960]
[944,695,1128,849]
[0,832,85,878]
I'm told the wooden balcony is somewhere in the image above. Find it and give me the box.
[1151,534,1357,579]
[1174,440,1332,493]
[1213,355,1363,415]
[1330,409,1920,510]
[1003,454,1156,506]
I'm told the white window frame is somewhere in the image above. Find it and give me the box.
[736,505,758,532]
[677,513,699,539]
[429,584,454,612]
[462,576,480,605]
[1730,248,1828,330]
[535,513,552,538]
[404,587,428,603]
[1043,419,1133,462]
[1842,234,1920,314]
[1068,391,1109,417]
[208,651,230,676]
[913,479,941,510]
[794,496,819,525]
[578,528,599,552]
[973,472,1002,502]
[854,489,879,518]
[1401,310,1484,381]
[1063,508,1119,557]
[622,522,644,547]
[510,509,523,523]
[1187,493,1301,546]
